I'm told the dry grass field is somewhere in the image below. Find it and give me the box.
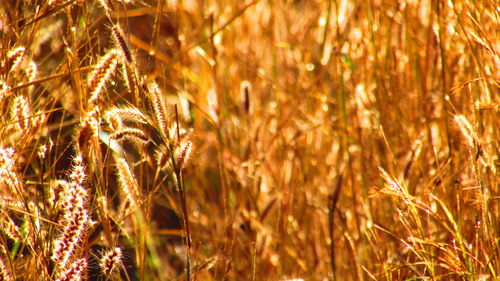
[0,0,498,280]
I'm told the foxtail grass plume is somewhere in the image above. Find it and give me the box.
[25,60,38,82]
[98,0,112,19]
[0,147,22,196]
[6,46,25,72]
[115,157,140,208]
[55,258,87,281]
[51,156,92,270]
[175,139,193,171]
[87,49,120,105]
[1,213,22,242]
[112,25,133,63]
[11,95,31,131]
[48,180,69,208]
[110,128,149,146]
[0,81,11,103]
[154,146,169,169]
[147,81,169,138]
[100,247,123,277]
[104,106,148,125]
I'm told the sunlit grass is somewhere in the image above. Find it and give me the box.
[0,0,498,280]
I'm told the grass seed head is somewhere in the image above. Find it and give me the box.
[175,139,193,171]
[112,25,133,63]
[104,106,148,126]
[1,214,22,242]
[0,81,11,103]
[87,49,120,106]
[0,147,22,196]
[115,157,140,208]
[110,128,149,146]
[100,247,122,277]
[147,81,169,138]
[11,95,31,131]
[55,258,87,281]
[6,47,25,72]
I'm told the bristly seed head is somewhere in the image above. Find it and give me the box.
[100,247,122,277]
[0,81,11,103]
[55,258,87,281]
[51,157,92,271]
[155,145,169,169]
[110,128,149,146]
[115,157,140,207]
[112,25,133,63]
[147,81,168,138]
[104,106,148,126]
[25,60,38,82]
[87,49,120,106]
[175,139,193,171]
[1,214,22,242]
[7,47,25,72]
[11,95,31,131]
[0,147,22,196]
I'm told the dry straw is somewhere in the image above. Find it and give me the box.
[453,115,478,149]
[47,0,77,8]
[0,257,11,281]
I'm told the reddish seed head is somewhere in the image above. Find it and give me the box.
[100,247,122,276]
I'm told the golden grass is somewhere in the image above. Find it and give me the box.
[0,0,498,280]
